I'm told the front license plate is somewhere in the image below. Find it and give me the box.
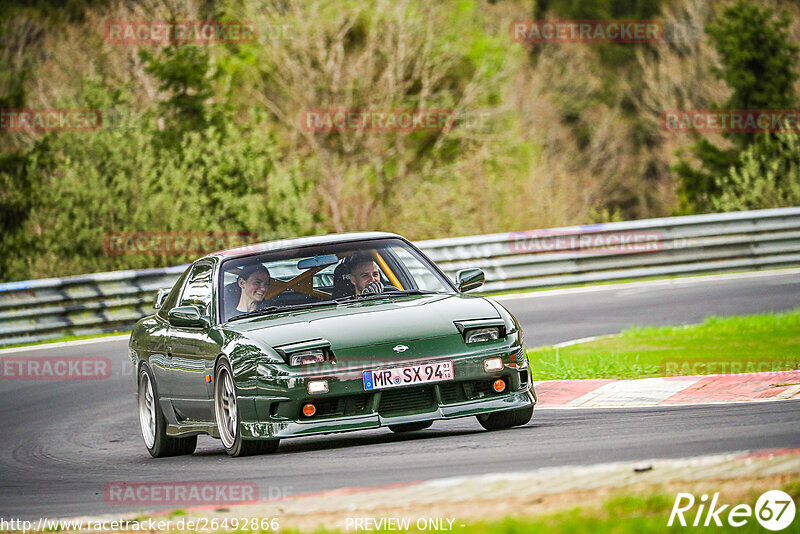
[363,360,454,391]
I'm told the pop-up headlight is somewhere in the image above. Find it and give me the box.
[290,349,327,366]
[465,327,501,343]
[274,339,334,366]
[455,319,506,344]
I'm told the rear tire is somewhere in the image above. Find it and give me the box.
[476,404,533,431]
[388,421,433,433]
[138,365,198,458]
[214,359,279,457]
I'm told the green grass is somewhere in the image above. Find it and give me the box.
[6,486,795,534]
[276,489,799,534]
[527,309,800,380]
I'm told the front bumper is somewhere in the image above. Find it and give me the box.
[238,349,536,439]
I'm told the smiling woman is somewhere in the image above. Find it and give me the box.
[129,232,535,457]
[233,264,270,314]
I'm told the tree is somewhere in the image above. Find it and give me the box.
[711,132,800,212]
[675,0,798,212]
[139,44,219,144]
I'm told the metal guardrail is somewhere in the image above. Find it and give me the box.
[0,266,188,346]
[1,207,799,346]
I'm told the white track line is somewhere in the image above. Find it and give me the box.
[0,334,130,355]
[566,376,701,407]
[551,335,605,348]
[492,267,800,301]
[535,397,800,410]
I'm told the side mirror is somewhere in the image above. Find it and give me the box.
[168,306,209,328]
[153,288,170,309]
[456,268,485,293]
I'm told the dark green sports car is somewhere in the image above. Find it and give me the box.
[130,232,536,457]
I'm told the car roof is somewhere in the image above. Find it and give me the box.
[206,231,405,260]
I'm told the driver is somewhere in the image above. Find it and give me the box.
[348,253,387,297]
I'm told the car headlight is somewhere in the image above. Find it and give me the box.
[290,349,327,366]
[307,380,329,394]
[464,327,501,343]
[484,357,504,371]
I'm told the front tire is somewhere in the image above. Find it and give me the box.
[214,359,279,457]
[138,365,197,458]
[476,404,533,431]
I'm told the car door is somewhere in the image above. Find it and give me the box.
[147,267,190,391]
[165,261,219,423]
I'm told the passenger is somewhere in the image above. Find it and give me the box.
[348,253,388,296]
[235,264,271,313]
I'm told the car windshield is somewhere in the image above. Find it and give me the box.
[220,238,454,322]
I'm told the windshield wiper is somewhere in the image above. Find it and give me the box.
[227,300,339,322]
[229,290,446,321]
[336,289,444,303]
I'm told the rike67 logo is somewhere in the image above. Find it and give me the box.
[669,490,796,531]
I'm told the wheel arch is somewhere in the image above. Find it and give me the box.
[134,359,151,400]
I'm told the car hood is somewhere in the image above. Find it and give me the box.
[225,294,500,352]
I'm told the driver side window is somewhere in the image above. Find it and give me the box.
[179,262,214,318]
[156,268,189,320]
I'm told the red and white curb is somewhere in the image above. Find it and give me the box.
[535,370,800,408]
[233,449,800,515]
[57,449,800,530]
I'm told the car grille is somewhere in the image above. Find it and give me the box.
[463,379,494,400]
[353,395,369,413]
[298,393,371,418]
[440,378,513,404]
[438,382,466,404]
[314,397,344,417]
[378,386,435,416]
[299,377,512,419]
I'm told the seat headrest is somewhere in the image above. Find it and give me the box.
[331,258,355,299]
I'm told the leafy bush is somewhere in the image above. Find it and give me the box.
[712,132,800,212]
[675,0,799,212]
[0,107,312,278]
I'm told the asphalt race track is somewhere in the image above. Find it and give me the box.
[1,271,799,520]
[495,270,800,346]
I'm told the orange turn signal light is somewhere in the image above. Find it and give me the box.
[206,375,212,383]
[302,403,316,417]
[492,379,506,393]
